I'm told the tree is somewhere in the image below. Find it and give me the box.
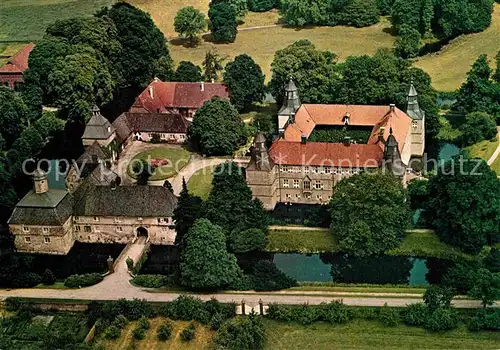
[438,0,494,37]
[0,164,16,224]
[340,0,380,28]
[208,1,238,43]
[423,285,455,312]
[174,6,206,46]
[279,0,331,26]
[269,40,338,104]
[494,51,500,83]
[0,87,29,149]
[205,162,269,234]
[132,159,154,185]
[174,61,203,82]
[187,97,246,156]
[468,268,500,308]
[376,0,395,15]
[395,25,421,59]
[212,0,249,21]
[42,269,56,285]
[180,219,241,289]
[484,248,500,273]
[173,178,203,246]
[407,179,429,210]
[391,0,433,34]
[223,54,266,111]
[229,228,266,253]
[328,171,411,257]
[456,54,500,118]
[153,55,174,82]
[251,261,297,291]
[460,112,497,146]
[202,49,225,82]
[213,313,266,350]
[249,0,277,12]
[425,158,500,253]
[99,2,172,87]
[163,180,173,192]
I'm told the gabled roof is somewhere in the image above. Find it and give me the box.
[269,139,384,167]
[0,43,35,74]
[124,112,188,133]
[82,107,115,140]
[74,185,177,217]
[77,142,110,165]
[132,80,230,112]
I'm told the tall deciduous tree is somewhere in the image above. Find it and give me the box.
[460,112,497,146]
[173,178,203,246]
[187,97,246,156]
[174,6,206,46]
[329,171,410,257]
[340,0,380,28]
[249,0,277,12]
[468,268,500,308]
[202,49,225,81]
[394,24,421,59]
[208,1,238,43]
[132,159,154,185]
[174,61,203,82]
[425,158,500,253]
[205,162,269,234]
[180,218,241,289]
[223,54,265,111]
[0,87,29,149]
[438,0,494,37]
[269,40,338,104]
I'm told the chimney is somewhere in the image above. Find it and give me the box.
[201,82,204,92]
[149,86,154,99]
[389,103,395,112]
[301,134,307,144]
[33,169,48,194]
[110,180,117,190]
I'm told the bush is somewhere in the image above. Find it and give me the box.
[424,308,459,332]
[291,304,320,325]
[460,111,498,146]
[42,269,56,285]
[378,303,399,327]
[267,303,293,321]
[210,313,225,330]
[248,0,276,12]
[111,315,128,329]
[157,320,174,341]
[180,322,196,341]
[132,274,173,288]
[160,295,205,321]
[4,297,23,312]
[137,316,150,330]
[322,301,352,324]
[88,299,155,322]
[150,133,162,144]
[64,273,103,288]
[353,307,378,320]
[126,258,134,271]
[403,303,428,326]
[132,327,146,340]
[123,299,155,321]
[395,25,421,59]
[251,260,297,291]
[11,272,42,288]
[213,314,266,350]
[468,309,500,331]
[229,228,266,253]
[104,325,121,339]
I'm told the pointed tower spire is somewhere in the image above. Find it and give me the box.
[247,132,273,171]
[406,80,424,120]
[278,77,301,133]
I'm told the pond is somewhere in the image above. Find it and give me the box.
[272,253,448,286]
[438,142,460,164]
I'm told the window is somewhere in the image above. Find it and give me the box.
[162,227,168,232]
[24,237,31,243]
[325,167,331,174]
[285,193,291,199]
[114,217,122,223]
[94,226,100,232]
[164,218,170,224]
[107,126,111,133]
[293,179,300,188]
[303,181,311,190]
[116,226,123,232]
[75,226,81,232]
[295,193,301,199]
[287,167,293,173]
[304,166,309,174]
[74,216,79,222]
[84,226,91,233]
[93,216,99,222]
[282,179,289,188]
[316,194,323,200]
[305,193,312,199]
[42,227,49,233]
[412,120,418,129]
[22,226,29,232]
[44,237,50,244]
[180,134,186,140]
[138,217,143,221]
[312,167,318,174]
[314,181,323,189]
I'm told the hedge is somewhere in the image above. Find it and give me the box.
[132,274,175,288]
[64,273,103,288]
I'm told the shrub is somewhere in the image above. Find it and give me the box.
[4,297,23,312]
[213,314,266,350]
[468,308,500,331]
[267,303,293,321]
[322,301,352,324]
[204,298,236,320]
[157,320,174,341]
[180,322,196,341]
[248,0,276,12]
[104,325,121,339]
[460,111,498,146]
[424,308,459,332]
[126,258,134,271]
[42,269,56,285]
[132,274,173,288]
[64,273,103,288]
[229,228,266,253]
[378,303,399,327]
[210,313,225,330]
[291,304,320,325]
[112,315,128,329]
[137,316,150,330]
[403,303,428,326]
[251,260,297,291]
[160,295,205,322]
[150,133,162,144]
[353,307,378,320]
[124,299,155,320]
[89,299,155,322]
[132,327,146,340]
[12,272,42,288]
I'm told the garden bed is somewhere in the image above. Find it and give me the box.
[128,147,191,181]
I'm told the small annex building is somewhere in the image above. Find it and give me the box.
[0,43,35,90]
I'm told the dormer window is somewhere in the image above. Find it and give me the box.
[107,126,111,133]
[23,226,29,232]
[93,216,99,222]
[42,227,49,233]
[412,121,418,129]
[342,113,350,125]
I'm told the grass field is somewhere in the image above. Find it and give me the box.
[187,166,215,200]
[266,228,473,260]
[0,0,116,41]
[264,319,500,350]
[415,3,500,91]
[466,137,499,161]
[96,318,214,349]
[128,146,191,181]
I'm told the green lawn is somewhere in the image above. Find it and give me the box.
[466,137,499,161]
[0,0,116,41]
[128,147,191,181]
[437,115,462,142]
[491,156,500,176]
[266,228,473,260]
[187,166,215,200]
[291,283,426,294]
[239,102,279,124]
[34,282,67,289]
[264,319,500,350]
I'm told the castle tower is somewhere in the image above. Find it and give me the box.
[406,81,425,156]
[82,105,116,148]
[246,132,278,210]
[278,78,301,133]
[33,169,48,194]
[384,128,405,176]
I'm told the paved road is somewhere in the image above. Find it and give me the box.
[487,127,500,166]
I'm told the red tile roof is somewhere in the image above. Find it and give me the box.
[132,80,230,112]
[269,139,384,167]
[0,43,35,74]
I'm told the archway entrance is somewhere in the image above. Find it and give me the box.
[136,227,148,239]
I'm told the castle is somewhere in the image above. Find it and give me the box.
[246,79,425,210]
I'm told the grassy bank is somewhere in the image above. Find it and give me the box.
[187,166,215,200]
[291,282,427,294]
[264,319,500,349]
